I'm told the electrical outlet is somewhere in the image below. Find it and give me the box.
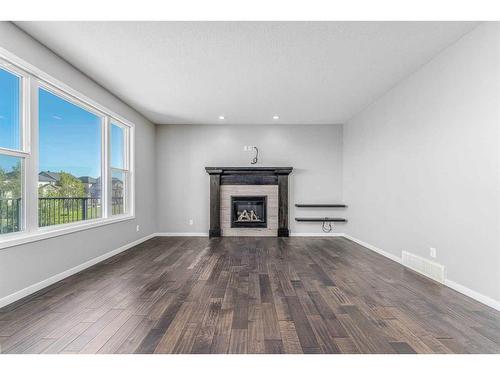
[188,219,194,225]
[430,247,437,258]
[136,225,140,232]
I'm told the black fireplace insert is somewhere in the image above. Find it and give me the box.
[231,196,267,228]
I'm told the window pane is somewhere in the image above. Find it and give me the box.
[0,67,21,150]
[0,154,22,234]
[38,88,102,226]
[111,170,126,215]
[111,124,125,169]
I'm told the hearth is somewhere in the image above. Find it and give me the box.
[231,196,267,228]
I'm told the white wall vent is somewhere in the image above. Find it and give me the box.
[402,251,446,283]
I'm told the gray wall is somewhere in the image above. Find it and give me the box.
[0,22,157,300]
[155,124,344,235]
[343,23,500,301]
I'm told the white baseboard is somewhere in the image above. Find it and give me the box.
[290,232,345,237]
[444,278,500,311]
[342,234,499,311]
[155,232,208,237]
[342,234,402,264]
[0,233,156,309]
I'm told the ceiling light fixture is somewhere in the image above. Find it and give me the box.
[218,115,225,120]
[273,115,280,120]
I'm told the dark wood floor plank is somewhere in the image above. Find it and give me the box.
[61,309,122,353]
[0,236,499,354]
[97,315,144,353]
[210,308,233,354]
[264,339,284,354]
[115,318,155,354]
[173,322,199,354]
[258,274,273,303]
[334,337,361,353]
[228,329,248,354]
[42,322,92,354]
[285,296,320,352]
[390,341,417,354]
[23,338,57,354]
[153,301,197,353]
[278,320,303,354]
[3,312,65,353]
[307,314,341,353]
[247,309,266,354]
[190,298,222,354]
[261,303,282,341]
[80,309,134,353]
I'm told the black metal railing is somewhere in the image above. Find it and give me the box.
[0,197,125,232]
[0,198,22,234]
[38,197,102,227]
[112,197,124,215]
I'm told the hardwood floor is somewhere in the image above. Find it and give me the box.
[1,236,499,354]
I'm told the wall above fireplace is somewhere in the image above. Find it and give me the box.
[205,167,292,237]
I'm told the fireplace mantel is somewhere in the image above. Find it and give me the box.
[205,167,293,237]
[206,167,293,173]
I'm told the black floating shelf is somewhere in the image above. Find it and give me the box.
[295,204,347,208]
[295,217,347,222]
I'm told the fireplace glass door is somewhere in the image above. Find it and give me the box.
[231,196,267,228]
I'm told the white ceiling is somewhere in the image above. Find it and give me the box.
[16,21,478,125]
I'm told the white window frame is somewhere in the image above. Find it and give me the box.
[0,59,30,238]
[0,49,135,250]
[109,121,132,217]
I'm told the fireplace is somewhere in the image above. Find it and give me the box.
[231,196,267,228]
[205,167,292,237]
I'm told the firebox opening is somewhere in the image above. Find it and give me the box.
[231,196,267,228]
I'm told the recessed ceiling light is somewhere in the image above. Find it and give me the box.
[273,115,280,120]
[218,115,225,120]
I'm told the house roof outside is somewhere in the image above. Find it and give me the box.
[38,172,98,185]
[38,171,61,183]
[79,176,97,184]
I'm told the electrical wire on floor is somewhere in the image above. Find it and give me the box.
[322,218,333,233]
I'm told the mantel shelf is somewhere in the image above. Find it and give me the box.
[295,217,347,222]
[295,204,347,208]
[205,166,293,175]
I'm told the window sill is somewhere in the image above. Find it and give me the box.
[0,214,135,250]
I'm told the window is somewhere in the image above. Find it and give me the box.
[0,53,134,247]
[0,66,25,235]
[110,123,129,215]
[38,88,103,227]
[0,67,21,150]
